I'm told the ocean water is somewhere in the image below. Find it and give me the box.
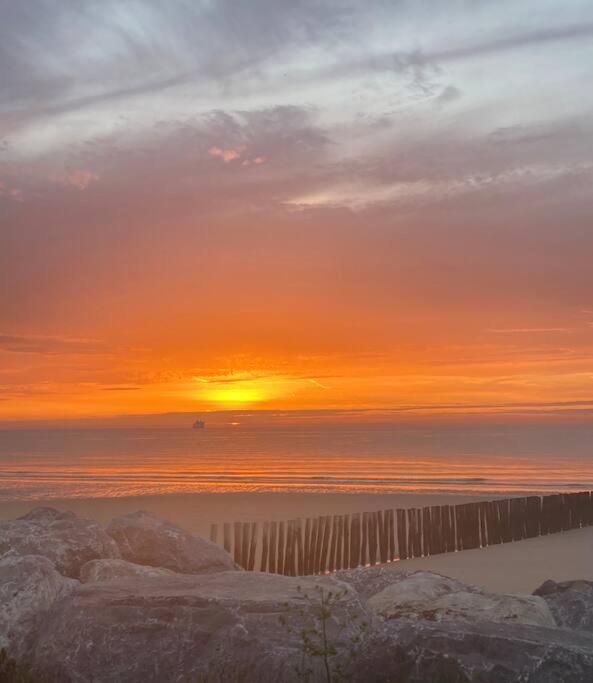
[1,423,592,501]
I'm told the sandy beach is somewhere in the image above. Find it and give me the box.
[389,526,593,594]
[2,490,591,595]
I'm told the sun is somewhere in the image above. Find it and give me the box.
[206,383,264,406]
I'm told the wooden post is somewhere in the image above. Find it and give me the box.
[440,506,450,552]
[360,512,368,565]
[429,506,440,554]
[233,522,243,566]
[450,504,458,551]
[241,522,250,569]
[477,503,486,547]
[351,513,361,568]
[469,503,481,549]
[314,517,324,574]
[210,524,218,544]
[277,521,286,575]
[405,509,413,558]
[454,505,463,551]
[320,516,331,574]
[284,520,293,576]
[291,520,299,576]
[342,514,351,570]
[489,500,502,546]
[378,510,389,563]
[510,498,524,542]
[388,509,396,561]
[415,508,423,558]
[223,523,231,555]
[369,511,376,563]
[422,507,431,556]
[296,519,304,575]
[376,510,384,562]
[407,508,417,558]
[248,522,258,571]
[304,518,312,575]
[497,499,511,543]
[328,516,338,572]
[396,509,407,559]
[335,515,343,571]
[309,517,319,574]
[269,521,277,573]
[260,521,270,572]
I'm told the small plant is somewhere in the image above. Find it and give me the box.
[279,585,368,682]
[0,648,38,683]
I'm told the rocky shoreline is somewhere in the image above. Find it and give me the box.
[1,507,593,681]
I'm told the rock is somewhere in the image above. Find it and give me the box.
[0,553,78,660]
[80,558,176,583]
[0,507,121,578]
[352,619,593,682]
[31,571,369,682]
[534,579,593,632]
[368,571,555,627]
[336,563,415,599]
[106,510,236,574]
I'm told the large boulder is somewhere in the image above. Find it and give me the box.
[534,579,593,632]
[368,571,555,627]
[336,563,415,599]
[31,571,369,682]
[106,510,236,574]
[0,553,78,660]
[80,558,175,583]
[352,619,593,682]
[0,507,120,578]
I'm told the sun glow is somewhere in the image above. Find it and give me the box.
[192,372,306,408]
[206,383,265,406]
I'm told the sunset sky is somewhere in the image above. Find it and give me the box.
[1,1,593,423]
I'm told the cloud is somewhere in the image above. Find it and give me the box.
[488,328,574,334]
[208,146,244,163]
[286,162,593,211]
[53,168,99,190]
[307,378,328,389]
[0,180,24,202]
[434,85,462,105]
[0,333,107,355]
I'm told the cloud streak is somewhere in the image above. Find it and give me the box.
[0,333,107,355]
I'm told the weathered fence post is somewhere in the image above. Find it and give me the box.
[269,521,277,573]
[396,508,407,560]
[223,523,231,554]
[248,521,258,571]
[260,521,270,572]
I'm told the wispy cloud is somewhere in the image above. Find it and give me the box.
[307,378,328,389]
[0,333,107,355]
[53,168,99,190]
[487,327,574,334]
[208,146,244,163]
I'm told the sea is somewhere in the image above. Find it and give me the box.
[1,422,592,502]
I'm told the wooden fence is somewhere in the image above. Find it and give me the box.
[209,491,593,576]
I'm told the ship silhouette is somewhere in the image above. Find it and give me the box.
[192,419,206,429]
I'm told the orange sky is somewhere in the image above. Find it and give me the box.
[1,2,593,424]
